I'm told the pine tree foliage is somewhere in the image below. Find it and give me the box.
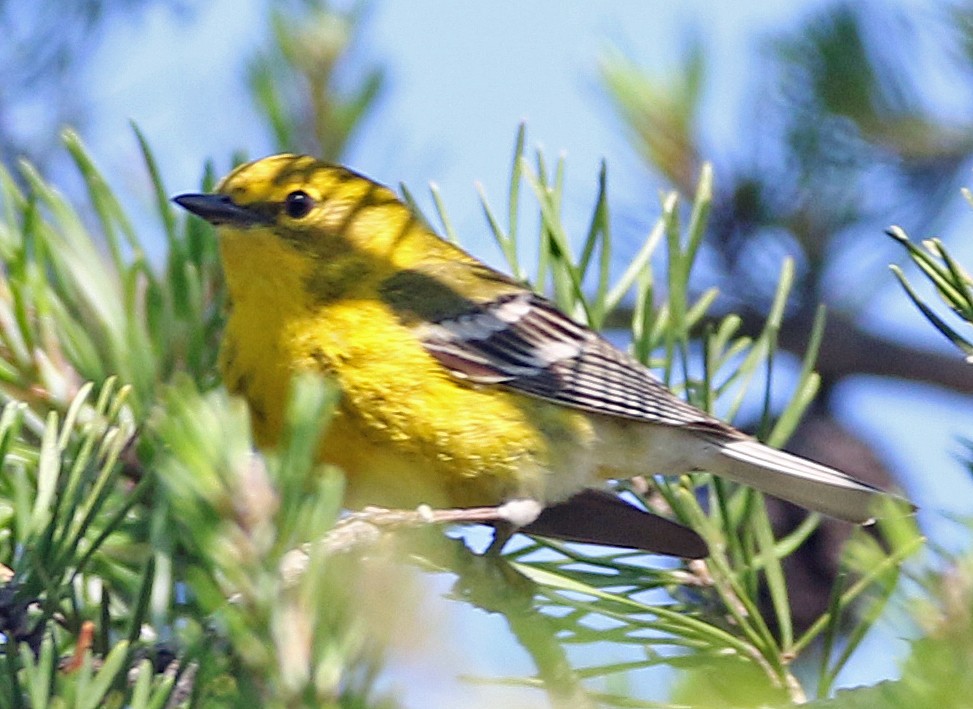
[0,126,922,707]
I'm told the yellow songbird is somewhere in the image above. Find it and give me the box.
[174,154,903,558]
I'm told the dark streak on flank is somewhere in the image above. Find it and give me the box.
[309,347,337,375]
[249,400,268,425]
[229,370,267,424]
[221,339,238,375]
[231,371,252,398]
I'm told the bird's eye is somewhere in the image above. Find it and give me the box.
[284,190,314,219]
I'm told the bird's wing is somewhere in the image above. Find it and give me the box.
[417,291,735,433]
[405,274,905,524]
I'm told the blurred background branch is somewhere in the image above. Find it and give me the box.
[247,0,385,159]
[600,3,973,399]
[600,3,973,639]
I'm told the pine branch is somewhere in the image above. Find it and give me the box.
[0,126,923,707]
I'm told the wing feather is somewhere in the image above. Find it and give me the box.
[419,291,734,433]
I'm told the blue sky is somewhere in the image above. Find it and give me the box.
[65,0,973,704]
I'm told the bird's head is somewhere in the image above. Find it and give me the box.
[174,154,430,267]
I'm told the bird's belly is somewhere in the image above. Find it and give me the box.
[319,380,600,510]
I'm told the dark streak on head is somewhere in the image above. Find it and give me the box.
[270,159,328,188]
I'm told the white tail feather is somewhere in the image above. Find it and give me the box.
[705,437,888,523]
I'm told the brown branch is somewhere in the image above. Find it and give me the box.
[279,504,519,584]
[768,310,972,394]
[605,306,972,394]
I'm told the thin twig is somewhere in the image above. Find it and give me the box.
[280,503,514,584]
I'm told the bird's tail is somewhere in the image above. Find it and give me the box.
[703,436,899,523]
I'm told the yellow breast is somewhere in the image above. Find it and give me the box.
[219,254,595,508]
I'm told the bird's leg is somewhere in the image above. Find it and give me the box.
[485,499,544,555]
[487,521,515,555]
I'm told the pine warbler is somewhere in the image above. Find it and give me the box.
[174,154,904,557]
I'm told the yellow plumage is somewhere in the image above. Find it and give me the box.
[213,155,595,509]
[174,153,901,556]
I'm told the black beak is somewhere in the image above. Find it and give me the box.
[172,193,269,227]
